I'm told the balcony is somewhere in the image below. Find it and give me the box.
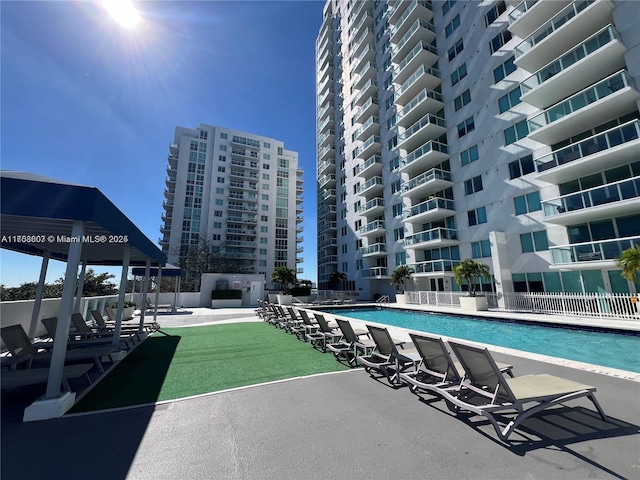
[229,192,258,203]
[318,238,338,250]
[352,61,377,90]
[396,88,443,127]
[393,41,438,86]
[392,19,436,63]
[162,199,174,211]
[319,204,337,219]
[357,176,384,198]
[361,243,387,257]
[354,97,379,124]
[550,235,640,268]
[226,227,257,236]
[350,28,375,58]
[349,0,372,29]
[404,227,458,248]
[318,173,336,189]
[229,181,258,191]
[164,175,176,187]
[408,259,459,275]
[164,188,175,200]
[231,159,260,170]
[227,215,257,224]
[351,44,376,73]
[389,0,434,43]
[508,0,571,39]
[358,220,386,237]
[353,78,378,107]
[229,170,258,180]
[541,175,640,225]
[515,0,614,73]
[318,221,337,235]
[319,189,336,202]
[159,224,170,234]
[403,197,456,224]
[167,154,178,167]
[317,158,336,176]
[354,116,380,142]
[318,144,336,163]
[169,142,179,155]
[535,120,640,184]
[355,155,383,179]
[400,168,452,199]
[521,26,626,109]
[362,267,389,278]
[318,102,335,123]
[399,141,449,176]
[228,203,258,213]
[318,255,339,266]
[317,63,333,86]
[349,13,374,42]
[395,64,441,106]
[398,113,446,152]
[528,71,638,145]
[357,197,385,217]
[317,129,336,148]
[354,135,381,160]
[317,116,335,134]
[231,148,259,160]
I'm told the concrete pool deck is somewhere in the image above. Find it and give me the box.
[2,307,639,479]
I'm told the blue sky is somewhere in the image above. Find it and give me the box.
[1,0,323,287]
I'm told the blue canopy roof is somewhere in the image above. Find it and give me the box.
[1,171,166,266]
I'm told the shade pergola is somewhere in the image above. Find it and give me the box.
[1,171,167,420]
[131,266,182,313]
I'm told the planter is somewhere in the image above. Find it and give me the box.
[268,293,279,304]
[277,294,292,305]
[211,299,243,309]
[459,296,488,312]
[395,294,405,305]
[122,306,135,320]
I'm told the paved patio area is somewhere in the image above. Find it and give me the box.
[2,307,639,479]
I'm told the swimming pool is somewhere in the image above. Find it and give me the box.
[322,308,640,373]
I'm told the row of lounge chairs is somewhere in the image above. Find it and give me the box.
[0,310,159,394]
[256,301,608,442]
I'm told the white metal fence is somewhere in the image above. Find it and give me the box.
[404,291,640,320]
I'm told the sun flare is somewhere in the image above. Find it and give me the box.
[102,0,140,29]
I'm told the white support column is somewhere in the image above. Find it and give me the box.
[489,231,513,309]
[45,221,84,398]
[28,251,50,338]
[173,274,180,313]
[74,262,87,314]
[139,261,151,331]
[153,267,163,322]
[113,245,131,346]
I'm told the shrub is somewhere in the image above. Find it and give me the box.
[290,286,312,297]
[211,289,243,300]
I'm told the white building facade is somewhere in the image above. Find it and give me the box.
[316,0,640,299]
[161,124,304,287]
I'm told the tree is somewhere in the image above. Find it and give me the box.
[329,271,348,290]
[616,246,640,284]
[297,279,313,287]
[271,266,297,294]
[390,265,413,294]
[453,259,490,297]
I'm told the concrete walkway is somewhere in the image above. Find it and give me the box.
[2,307,639,479]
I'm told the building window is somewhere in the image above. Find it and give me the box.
[260,237,268,244]
[504,120,530,145]
[388,136,397,150]
[471,240,492,258]
[219,155,226,162]
[220,132,227,139]
[514,191,541,215]
[260,226,268,233]
[262,173,270,180]
[508,154,534,179]
[493,55,516,83]
[490,29,512,54]
[395,252,407,265]
[454,89,471,111]
[520,230,549,252]
[445,14,460,38]
[393,227,404,241]
[260,215,268,222]
[261,205,269,211]
[391,179,401,194]
[464,175,483,195]
[213,222,222,229]
[457,116,475,138]
[460,145,479,166]
[216,188,224,194]
[485,1,506,26]
[389,156,400,171]
[392,203,403,217]
[467,206,487,226]
[498,86,522,114]
[387,115,396,129]
[214,210,223,217]
[217,166,225,172]
[215,199,223,206]
[356,259,363,270]
[262,194,269,201]
[451,63,467,86]
[442,0,457,16]
[447,38,464,61]
[216,177,225,184]
[220,145,227,151]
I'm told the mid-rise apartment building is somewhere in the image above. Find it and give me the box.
[316,0,640,298]
[161,124,304,287]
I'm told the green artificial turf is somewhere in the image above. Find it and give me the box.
[70,322,349,413]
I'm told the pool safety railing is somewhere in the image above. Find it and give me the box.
[376,295,390,304]
[404,291,640,320]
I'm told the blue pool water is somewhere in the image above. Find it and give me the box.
[323,308,640,373]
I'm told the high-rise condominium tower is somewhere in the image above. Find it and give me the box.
[316,0,640,299]
[161,124,303,287]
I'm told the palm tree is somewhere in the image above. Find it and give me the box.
[390,265,413,293]
[329,271,348,290]
[616,246,640,284]
[453,259,490,297]
[270,266,297,294]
